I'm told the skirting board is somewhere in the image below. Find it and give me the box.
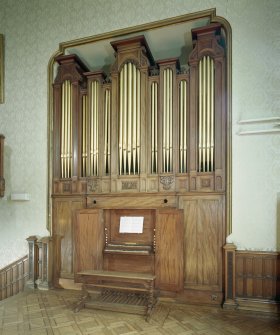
[236,297,280,315]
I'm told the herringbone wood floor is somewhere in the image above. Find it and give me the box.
[0,289,279,335]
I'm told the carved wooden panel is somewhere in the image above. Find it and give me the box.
[74,209,104,282]
[179,195,225,291]
[86,194,177,209]
[52,198,83,280]
[236,251,279,300]
[155,208,184,292]
[103,254,154,274]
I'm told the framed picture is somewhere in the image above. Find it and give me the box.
[0,34,4,104]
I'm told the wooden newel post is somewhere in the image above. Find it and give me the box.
[36,236,53,290]
[26,236,39,289]
[223,243,237,309]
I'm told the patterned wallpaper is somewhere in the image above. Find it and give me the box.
[0,0,279,267]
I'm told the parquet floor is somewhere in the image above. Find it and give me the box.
[0,289,279,335]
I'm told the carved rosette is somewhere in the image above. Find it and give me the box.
[160,176,175,190]
[87,179,99,193]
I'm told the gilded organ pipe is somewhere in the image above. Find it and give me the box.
[65,81,68,178]
[179,81,183,173]
[183,80,187,172]
[166,69,170,172]
[136,69,140,174]
[60,80,73,179]
[89,81,99,176]
[169,69,173,171]
[82,95,88,177]
[119,69,123,175]
[179,80,187,173]
[207,56,210,172]
[119,62,141,175]
[151,83,154,173]
[163,70,166,173]
[154,82,158,173]
[104,89,111,175]
[162,68,173,173]
[202,57,206,172]
[61,82,65,178]
[198,56,215,172]
[132,65,137,174]
[65,81,71,178]
[151,82,158,173]
[127,63,132,174]
[210,58,214,171]
[123,64,127,175]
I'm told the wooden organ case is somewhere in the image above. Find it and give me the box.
[52,23,227,305]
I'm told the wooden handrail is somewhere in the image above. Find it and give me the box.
[0,255,29,301]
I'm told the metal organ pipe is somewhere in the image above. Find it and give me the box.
[60,80,72,178]
[89,81,99,176]
[151,82,158,173]
[61,82,65,178]
[119,62,140,175]
[132,65,137,175]
[127,63,132,174]
[119,69,123,175]
[81,95,88,177]
[198,56,215,172]
[136,69,141,174]
[104,89,111,175]
[162,68,173,173]
[179,80,187,173]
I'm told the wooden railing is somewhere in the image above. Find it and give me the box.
[0,255,29,301]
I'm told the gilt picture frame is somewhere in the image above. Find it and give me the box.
[0,34,4,104]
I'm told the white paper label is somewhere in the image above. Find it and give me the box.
[119,216,144,234]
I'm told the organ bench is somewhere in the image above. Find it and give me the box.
[74,270,157,320]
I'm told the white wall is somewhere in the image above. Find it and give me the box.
[0,0,279,267]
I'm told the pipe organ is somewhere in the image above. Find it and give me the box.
[52,23,228,305]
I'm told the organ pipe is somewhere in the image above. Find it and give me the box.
[104,89,111,174]
[89,81,99,176]
[81,95,88,177]
[162,68,173,173]
[179,80,187,173]
[151,82,158,173]
[119,62,141,175]
[60,80,72,178]
[198,56,215,172]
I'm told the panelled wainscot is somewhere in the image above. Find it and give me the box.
[51,23,228,307]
